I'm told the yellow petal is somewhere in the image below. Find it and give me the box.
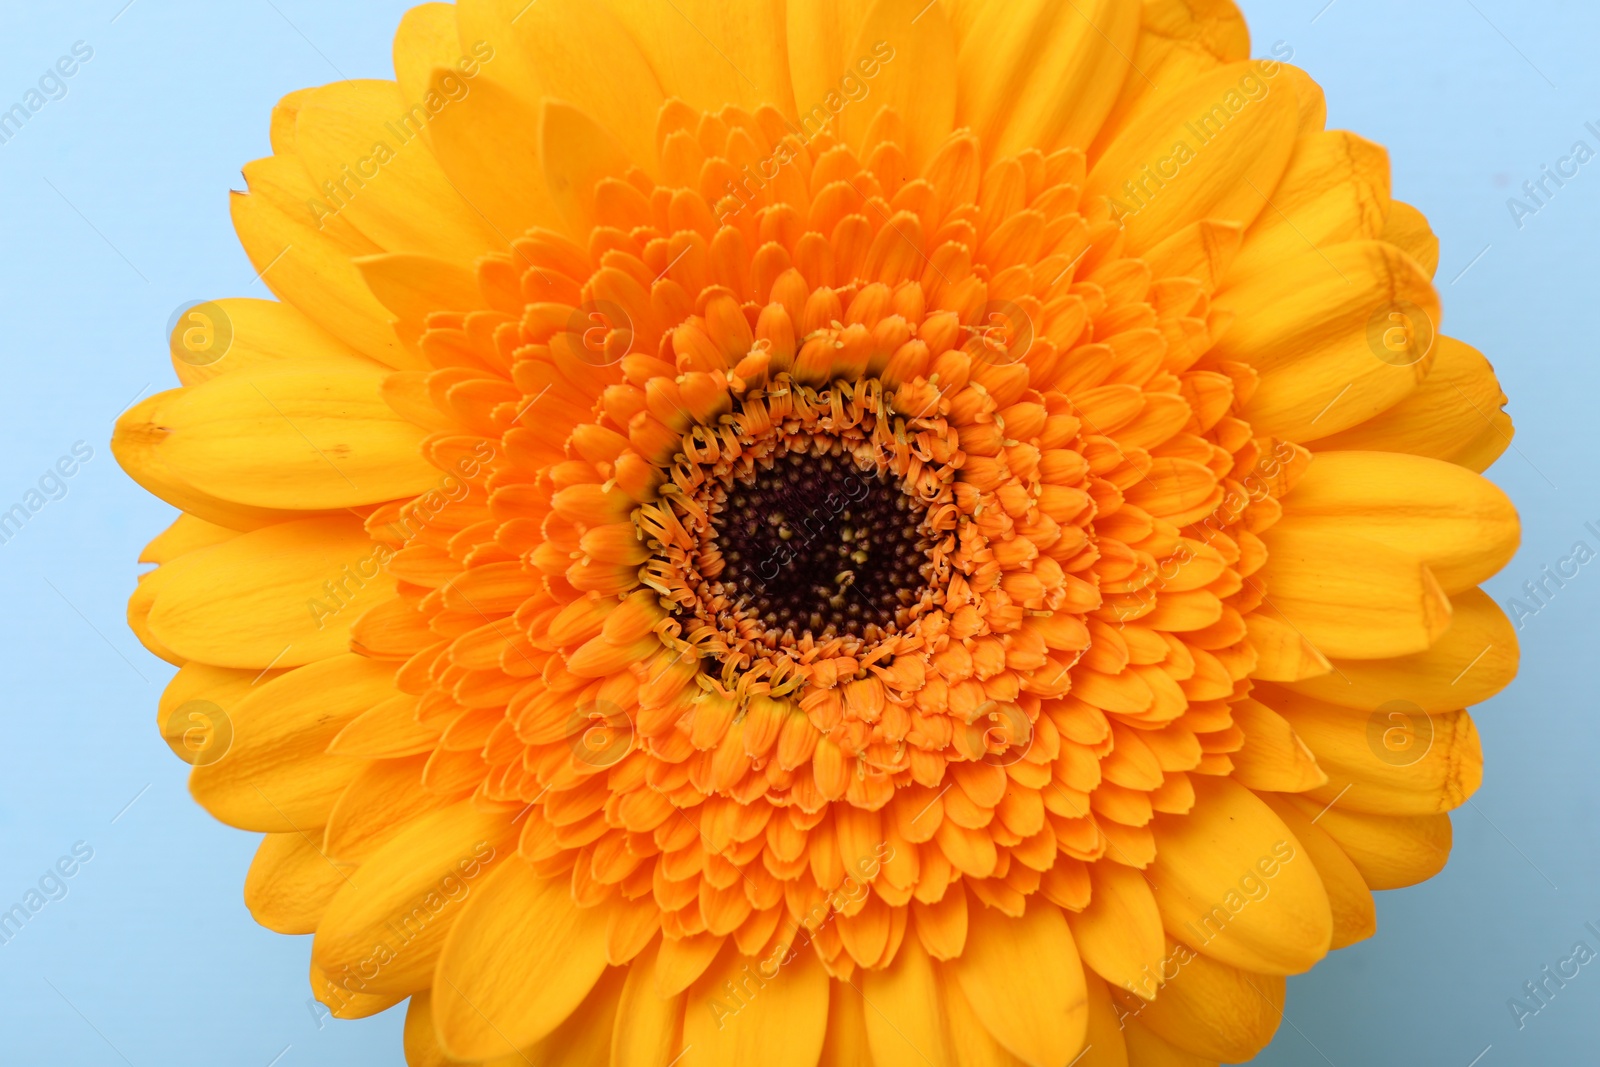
[229,153,407,366]
[1382,199,1440,277]
[1255,525,1452,660]
[1140,218,1243,294]
[1278,64,1328,135]
[941,963,1030,1067]
[1267,690,1483,816]
[403,992,474,1067]
[1281,586,1516,712]
[455,0,664,170]
[1076,974,1130,1067]
[269,86,316,154]
[953,0,1141,159]
[311,960,406,1022]
[610,939,685,1067]
[602,0,793,115]
[681,945,829,1067]
[1086,60,1300,252]
[1451,406,1515,474]
[313,803,513,994]
[1134,945,1283,1063]
[1310,337,1511,466]
[114,391,328,531]
[140,513,238,564]
[293,80,501,264]
[818,981,873,1067]
[392,5,462,114]
[1258,792,1376,950]
[951,901,1088,1067]
[1065,861,1166,999]
[328,694,439,759]
[503,967,626,1066]
[1147,776,1331,975]
[157,662,279,762]
[1213,240,1439,441]
[169,297,377,387]
[433,859,614,1059]
[146,516,397,668]
[786,0,877,123]
[1227,697,1327,793]
[141,366,438,510]
[836,0,956,172]
[421,69,557,238]
[1231,130,1390,280]
[1089,0,1250,161]
[1283,800,1451,891]
[542,100,636,240]
[356,252,484,327]
[129,566,185,667]
[1282,451,1519,594]
[655,932,725,997]
[188,654,396,830]
[1121,1018,1216,1066]
[323,755,456,863]
[859,934,953,1066]
[244,830,352,934]
[1242,612,1331,683]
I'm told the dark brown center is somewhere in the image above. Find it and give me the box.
[712,450,933,641]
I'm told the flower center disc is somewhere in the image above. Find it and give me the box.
[714,449,934,642]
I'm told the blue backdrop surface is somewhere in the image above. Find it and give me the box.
[0,1,1592,1064]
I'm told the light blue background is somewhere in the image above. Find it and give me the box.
[0,1,1592,1064]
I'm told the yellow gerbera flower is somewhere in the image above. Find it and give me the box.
[114,1,1521,1063]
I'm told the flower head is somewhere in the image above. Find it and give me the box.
[117,1,1520,1064]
